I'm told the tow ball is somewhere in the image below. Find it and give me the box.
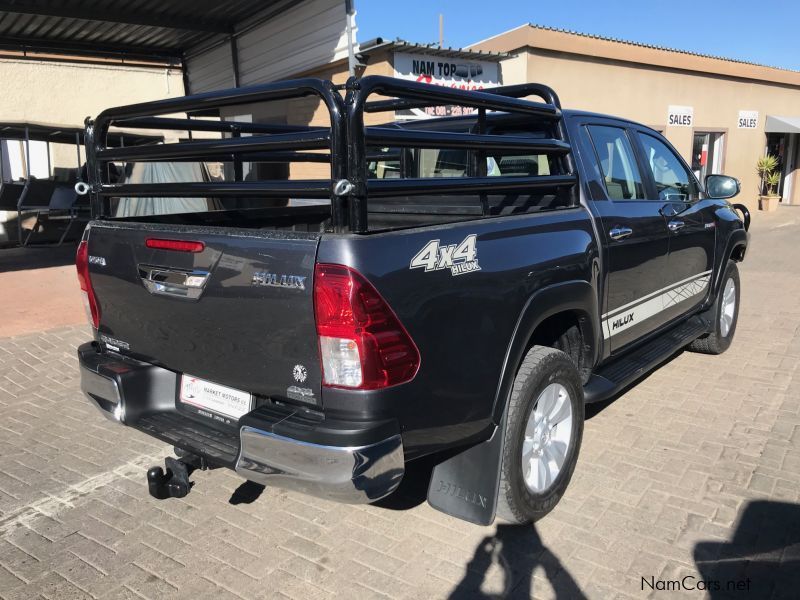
[147,456,196,500]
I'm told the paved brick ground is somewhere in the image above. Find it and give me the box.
[1,209,799,599]
[0,243,84,337]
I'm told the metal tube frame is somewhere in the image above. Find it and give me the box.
[344,75,577,233]
[87,78,348,229]
[85,75,577,234]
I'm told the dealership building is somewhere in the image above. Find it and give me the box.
[0,0,798,243]
[235,21,800,211]
[471,24,800,208]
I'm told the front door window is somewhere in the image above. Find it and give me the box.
[638,133,700,202]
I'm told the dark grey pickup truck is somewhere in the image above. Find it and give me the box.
[76,76,749,525]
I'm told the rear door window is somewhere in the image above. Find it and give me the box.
[587,125,645,200]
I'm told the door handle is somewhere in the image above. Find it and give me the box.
[138,264,209,299]
[609,226,633,241]
[668,220,685,232]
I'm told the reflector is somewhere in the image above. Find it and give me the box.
[146,238,205,253]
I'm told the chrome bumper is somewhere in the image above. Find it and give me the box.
[78,342,405,504]
[235,427,404,503]
[80,364,124,423]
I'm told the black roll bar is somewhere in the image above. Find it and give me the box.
[344,75,576,233]
[87,78,347,227]
[100,180,332,199]
[96,130,332,162]
[85,75,577,233]
[115,116,324,135]
[367,175,577,197]
[365,128,571,154]
[365,81,564,113]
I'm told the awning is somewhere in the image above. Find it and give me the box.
[765,116,800,134]
[0,1,298,62]
[0,1,356,95]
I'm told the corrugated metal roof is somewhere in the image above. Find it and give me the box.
[0,1,302,61]
[522,23,800,74]
[358,38,511,62]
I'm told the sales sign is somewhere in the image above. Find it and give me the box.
[668,105,694,127]
[738,110,759,129]
[393,52,500,119]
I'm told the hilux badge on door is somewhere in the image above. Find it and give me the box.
[252,271,307,290]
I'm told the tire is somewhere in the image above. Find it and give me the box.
[495,346,584,524]
[688,261,740,355]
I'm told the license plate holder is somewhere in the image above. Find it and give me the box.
[179,375,252,421]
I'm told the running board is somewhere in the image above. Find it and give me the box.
[584,315,710,404]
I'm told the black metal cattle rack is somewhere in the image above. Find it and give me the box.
[345,75,577,232]
[86,78,348,224]
[86,75,577,233]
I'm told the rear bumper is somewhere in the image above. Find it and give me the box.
[236,428,403,503]
[78,342,404,503]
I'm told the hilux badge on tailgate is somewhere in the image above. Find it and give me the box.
[252,271,307,290]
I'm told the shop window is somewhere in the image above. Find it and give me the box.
[692,132,725,181]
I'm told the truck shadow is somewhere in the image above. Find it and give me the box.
[584,351,683,420]
[0,236,78,271]
[229,480,265,505]
[693,500,800,598]
[373,452,441,510]
[449,523,586,599]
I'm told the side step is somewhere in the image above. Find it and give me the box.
[584,315,710,403]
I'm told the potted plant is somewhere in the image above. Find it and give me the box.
[757,154,781,212]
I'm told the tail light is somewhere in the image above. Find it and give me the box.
[76,240,100,329]
[314,264,420,390]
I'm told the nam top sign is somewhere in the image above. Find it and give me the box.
[668,105,694,127]
[393,52,500,119]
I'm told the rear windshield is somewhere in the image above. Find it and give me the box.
[365,125,570,222]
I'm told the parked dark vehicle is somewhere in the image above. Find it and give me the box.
[76,76,749,525]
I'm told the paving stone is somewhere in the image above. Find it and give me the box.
[1,212,799,598]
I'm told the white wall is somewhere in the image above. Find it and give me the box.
[0,58,184,240]
[185,0,352,93]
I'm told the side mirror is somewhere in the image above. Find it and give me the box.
[705,174,740,200]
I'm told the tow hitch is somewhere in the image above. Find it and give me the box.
[147,455,203,500]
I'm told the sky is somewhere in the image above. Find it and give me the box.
[355,0,800,72]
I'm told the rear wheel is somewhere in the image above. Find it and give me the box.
[688,261,740,355]
[495,346,584,524]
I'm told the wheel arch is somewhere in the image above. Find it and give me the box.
[490,280,600,424]
[714,228,748,297]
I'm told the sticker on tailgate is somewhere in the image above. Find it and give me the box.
[179,375,252,422]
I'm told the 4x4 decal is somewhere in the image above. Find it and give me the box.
[410,234,481,276]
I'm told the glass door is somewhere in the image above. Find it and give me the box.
[692,132,724,181]
[767,133,797,203]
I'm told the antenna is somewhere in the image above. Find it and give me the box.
[439,14,443,47]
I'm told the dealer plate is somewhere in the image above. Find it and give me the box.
[179,375,252,420]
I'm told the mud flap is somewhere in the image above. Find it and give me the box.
[426,410,507,526]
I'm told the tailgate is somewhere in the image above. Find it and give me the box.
[86,221,322,406]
